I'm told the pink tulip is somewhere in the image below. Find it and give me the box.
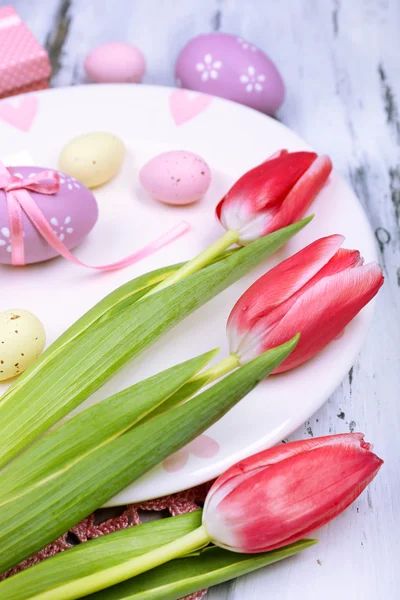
[203,433,383,553]
[227,234,384,372]
[216,149,332,244]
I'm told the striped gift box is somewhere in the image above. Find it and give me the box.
[0,5,51,97]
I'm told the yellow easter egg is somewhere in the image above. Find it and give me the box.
[59,132,125,188]
[0,309,46,381]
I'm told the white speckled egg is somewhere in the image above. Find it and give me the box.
[0,310,46,380]
[59,132,125,188]
[139,150,212,205]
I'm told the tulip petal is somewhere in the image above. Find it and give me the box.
[258,262,384,372]
[205,433,371,513]
[267,155,333,233]
[228,235,349,357]
[275,247,364,319]
[264,149,289,162]
[210,439,382,553]
[317,247,364,275]
[228,236,365,361]
[266,247,364,331]
[228,235,344,336]
[216,152,318,240]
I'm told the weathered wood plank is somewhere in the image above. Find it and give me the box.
[40,0,222,87]
[0,0,60,45]
[209,1,400,597]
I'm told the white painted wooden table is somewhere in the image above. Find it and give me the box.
[1,1,399,598]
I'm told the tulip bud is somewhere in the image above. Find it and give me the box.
[203,433,383,553]
[216,150,332,244]
[227,234,384,372]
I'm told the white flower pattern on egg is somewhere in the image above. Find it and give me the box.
[237,37,257,52]
[58,173,81,191]
[196,54,222,81]
[50,216,74,242]
[240,66,266,92]
[0,227,11,253]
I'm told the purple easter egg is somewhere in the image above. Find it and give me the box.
[176,33,285,115]
[0,167,98,265]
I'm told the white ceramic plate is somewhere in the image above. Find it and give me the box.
[0,84,376,504]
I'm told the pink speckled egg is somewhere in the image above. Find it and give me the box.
[140,151,212,205]
[176,33,285,115]
[84,42,146,84]
[0,167,98,265]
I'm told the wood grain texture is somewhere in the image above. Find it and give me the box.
[1,0,399,598]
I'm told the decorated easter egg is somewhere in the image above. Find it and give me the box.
[0,167,98,265]
[176,33,285,115]
[140,150,212,205]
[84,42,146,84]
[0,309,46,380]
[59,132,125,188]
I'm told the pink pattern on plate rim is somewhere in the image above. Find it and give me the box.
[169,89,213,126]
[163,434,220,472]
[0,95,39,131]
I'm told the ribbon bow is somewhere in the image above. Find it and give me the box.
[0,160,189,270]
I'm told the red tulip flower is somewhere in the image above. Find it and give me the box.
[227,234,384,372]
[153,149,327,293]
[20,433,381,596]
[203,433,383,553]
[216,150,332,244]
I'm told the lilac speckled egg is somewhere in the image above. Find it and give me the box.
[84,42,146,84]
[0,167,98,265]
[140,150,212,205]
[176,33,285,115]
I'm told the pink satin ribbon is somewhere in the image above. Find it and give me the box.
[0,161,190,270]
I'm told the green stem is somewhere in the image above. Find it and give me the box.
[192,353,241,385]
[32,526,211,600]
[147,229,240,296]
[142,353,241,423]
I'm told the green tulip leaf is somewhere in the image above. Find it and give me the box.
[91,541,317,600]
[0,216,311,469]
[0,336,298,576]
